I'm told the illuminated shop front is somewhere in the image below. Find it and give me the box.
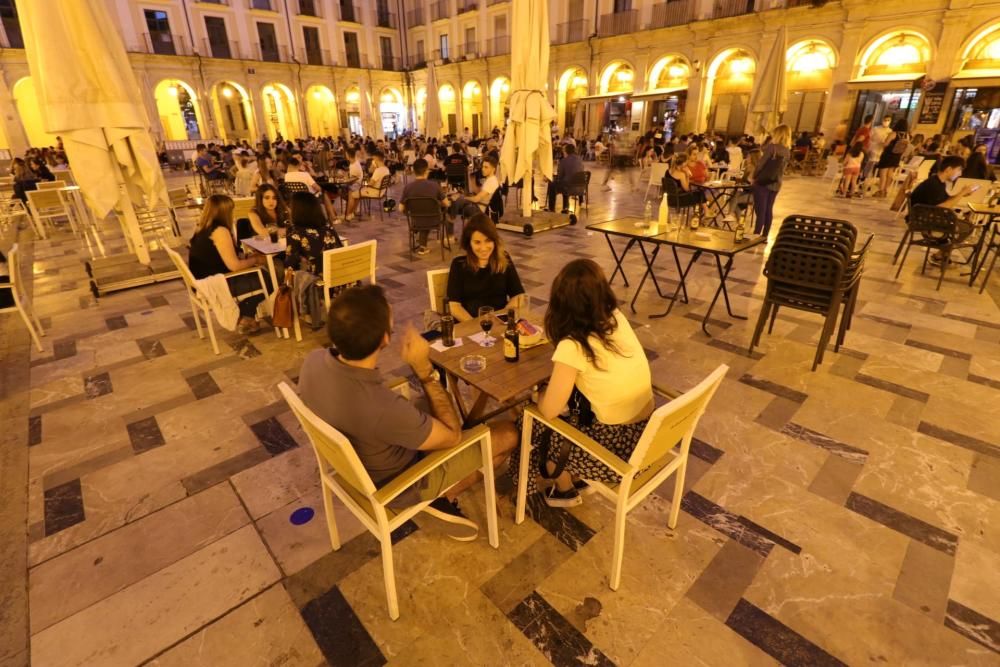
[784,41,836,134]
[847,31,932,137]
[948,22,1000,161]
[636,56,689,138]
[705,49,757,136]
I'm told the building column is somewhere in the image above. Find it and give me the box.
[820,24,864,140]
[687,43,712,133]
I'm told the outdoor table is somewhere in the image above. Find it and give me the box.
[242,236,301,341]
[589,217,765,336]
[694,180,753,230]
[586,218,680,306]
[427,311,553,427]
[966,202,1000,285]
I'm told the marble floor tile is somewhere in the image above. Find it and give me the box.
[30,526,280,667]
[892,539,956,622]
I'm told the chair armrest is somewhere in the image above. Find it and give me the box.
[372,424,491,505]
[653,382,680,400]
[523,405,632,477]
[226,266,266,280]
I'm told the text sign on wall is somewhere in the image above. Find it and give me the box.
[918,81,950,125]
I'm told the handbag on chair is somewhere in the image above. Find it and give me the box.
[538,387,594,480]
[271,271,294,329]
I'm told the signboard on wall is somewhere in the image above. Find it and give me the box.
[918,81,950,125]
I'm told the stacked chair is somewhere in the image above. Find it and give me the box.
[750,215,872,371]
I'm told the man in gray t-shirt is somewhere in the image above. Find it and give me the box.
[399,158,445,256]
[297,285,517,539]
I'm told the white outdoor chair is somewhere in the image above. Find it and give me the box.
[1,243,46,352]
[426,268,449,313]
[643,162,669,202]
[515,364,729,590]
[0,198,30,232]
[35,181,67,191]
[277,381,499,620]
[27,189,78,239]
[164,244,269,355]
[320,239,377,312]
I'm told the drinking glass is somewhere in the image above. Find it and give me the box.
[478,306,495,347]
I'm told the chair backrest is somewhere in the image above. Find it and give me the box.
[36,181,66,191]
[27,189,66,211]
[322,239,377,290]
[6,243,24,291]
[764,246,846,291]
[162,243,201,300]
[426,268,449,313]
[906,156,924,169]
[647,162,669,188]
[778,215,857,250]
[233,197,255,222]
[281,181,310,199]
[375,175,392,194]
[628,365,728,471]
[404,197,444,231]
[915,160,935,182]
[487,186,505,222]
[167,187,189,207]
[566,170,590,195]
[907,204,970,242]
[277,382,378,502]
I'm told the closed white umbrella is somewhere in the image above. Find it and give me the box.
[572,102,585,138]
[499,0,556,217]
[747,25,787,136]
[360,73,383,140]
[19,0,167,265]
[423,63,443,138]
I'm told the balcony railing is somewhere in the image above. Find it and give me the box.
[248,0,273,10]
[299,47,330,65]
[597,10,638,37]
[138,32,190,56]
[297,0,321,15]
[487,35,510,56]
[458,42,481,59]
[339,3,362,22]
[649,1,693,28]
[255,42,289,62]
[457,0,478,13]
[430,0,450,21]
[713,0,756,19]
[555,19,589,45]
[198,0,230,5]
[203,38,242,59]
[409,54,428,69]
[432,48,452,63]
[340,51,369,68]
[406,7,425,25]
[381,55,403,71]
[376,10,397,28]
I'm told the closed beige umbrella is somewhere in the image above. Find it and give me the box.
[19,0,168,265]
[360,72,383,140]
[499,0,556,217]
[423,63,444,138]
[747,26,788,136]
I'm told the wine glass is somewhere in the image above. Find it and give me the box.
[478,306,495,347]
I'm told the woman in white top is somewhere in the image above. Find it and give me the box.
[512,259,654,507]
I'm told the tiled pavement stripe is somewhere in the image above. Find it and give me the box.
[944,599,1000,654]
[481,532,573,614]
[893,540,955,622]
[754,396,803,430]
[780,423,869,464]
[81,354,148,380]
[808,454,864,505]
[525,494,596,552]
[968,455,1000,502]
[180,355,243,378]
[249,417,300,456]
[681,492,775,557]
[507,591,615,667]
[854,372,930,403]
[28,416,42,446]
[683,311,733,330]
[942,312,1000,330]
[127,416,166,453]
[298,585,386,667]
[29,393,87,417]
[917,422,1000,459]
[845,492,958,556]
[726,598,848,667]
[182,449,272,495]
[690,437,724,464]
[41,446,134,492]
[120,393,198,424]
[241,400,292,427]
[185,372,222,400]
[856,313,911,329]
[43,479,86,537]
[708,338,763,359]
[968,374,1000,391]
[736,515,802,554]
[904,339,972,360]
[686,541,767,621]
[738,374,807,403]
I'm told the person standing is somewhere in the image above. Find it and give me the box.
[601,134,619,190]
[750,124,791,238]
[865,115,894,182]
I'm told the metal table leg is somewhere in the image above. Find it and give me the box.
[605,235,636,287]
[650,249,702,320]
[700,254,743,336]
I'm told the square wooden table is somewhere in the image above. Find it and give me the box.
[428,312,553,427]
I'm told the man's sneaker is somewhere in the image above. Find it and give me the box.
[415,246,431,256]
[544,486,583,508]
[425,498,479,541]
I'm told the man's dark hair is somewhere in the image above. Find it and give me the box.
[863,114,874,124]
[939,155,965,172]
[196,143,206,151]
[371,150,384,160]
[452,142,462,152]
[482,155,498,170]
[326,285,391,360]
[287,156,301,167]
[412,158,429,176]
[563,143,576,155]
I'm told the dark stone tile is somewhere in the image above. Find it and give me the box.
[807,454,864,505]
[525,493,596,552]
[43,479,86,536]
[127,416,166,453]
[754,396,803,430]
[944,599,1000,654]
[781,423,869,464]
[857,313,911,329]
[854,372,930,403]
[240,400,291,427]
[180,313,197,330]
[146,294,169,307]
[39,316,52,329]
[508,592,615,667]
[738,374,807,403]
[229,338,261,359]
[968,374,1000,391]
[942,312,1000,330]
[917,422,1000,459]
[28,416,42,446]
[389,519,419,544]
[845,492,958,556]
[298,585,386,667]
[686,541,766,621]
[104,315,128,330]
[136,338,167,360]
[52,339,77,360]
[968,455,1000,502]
[83,372,113,399]
[707,338,762,359]
[684,312,733,330]
[643,347,660,361]
[690,437,724,464]
[680,492,774,557]
[893,540,955,622]
[726,598,848,667]
[181,448,271,495]
[378,276,406,290]
[249,417,299,455]
[185,372,221,400]
[736,515,802,554]
[904,339,972,360]
[481,533,573,615]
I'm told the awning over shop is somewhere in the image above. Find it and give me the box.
[578,91,632,103]
[951,74,1000,87]
[629,86,687,102]
[847,74,923,90]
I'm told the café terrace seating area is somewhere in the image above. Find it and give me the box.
[2,161,999,666]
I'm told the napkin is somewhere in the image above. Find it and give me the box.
[467,331,493,346]
[431,337,464,352]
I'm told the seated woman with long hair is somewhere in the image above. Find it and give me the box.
[188,194,268,334]
[663,154,708,216]
[445,213,524,322]
[245,184,288,239]
[511,259,654,507]
[284,192,344,276]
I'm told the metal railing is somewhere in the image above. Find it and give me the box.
[408,52,428,68]
[203,38,242,59]
[713,0,756,19]
[598,10,638,37]
[381,55,403,71]
[200,0,229,4]
[338,3,362,22]
[458,42,481,59]
[298,0,321,17]
[555,19,589,45]
[340,50,368,68]
[139,32,190,56]
[430,0,450,21]
[376,10,397,28]
[299,47,329,65]
[432,48,452,62]
[254,42,289,62]
[487,35,510,56]
[649,1,694,28]
[457,0,478,13]
[407,7,425,25]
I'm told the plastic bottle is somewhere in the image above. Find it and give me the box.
[658,193,669,227]
[643,200,652,226]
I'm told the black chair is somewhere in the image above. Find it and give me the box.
[445,162,469,192]
[360,175,393,219]
[895,204,976,290]
[280,180,310,201]
[565,171,591,212]
[403,197,450,260]
[235,217,254,243]
[660,176,697,224]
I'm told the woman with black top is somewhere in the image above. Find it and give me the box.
[876,120,909,197]
[662,154,708,217]
[751,124,791,237]
[284,192,344,276]
[245,184,288,239]
[188,195,268,334]
[446,214,524,322]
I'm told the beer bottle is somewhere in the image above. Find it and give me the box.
[734,213,746,243]
[503,309,519,362]
[441,298,455,347]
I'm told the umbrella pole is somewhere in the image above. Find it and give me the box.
[522,169,532,217]
[109,154,151,265]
